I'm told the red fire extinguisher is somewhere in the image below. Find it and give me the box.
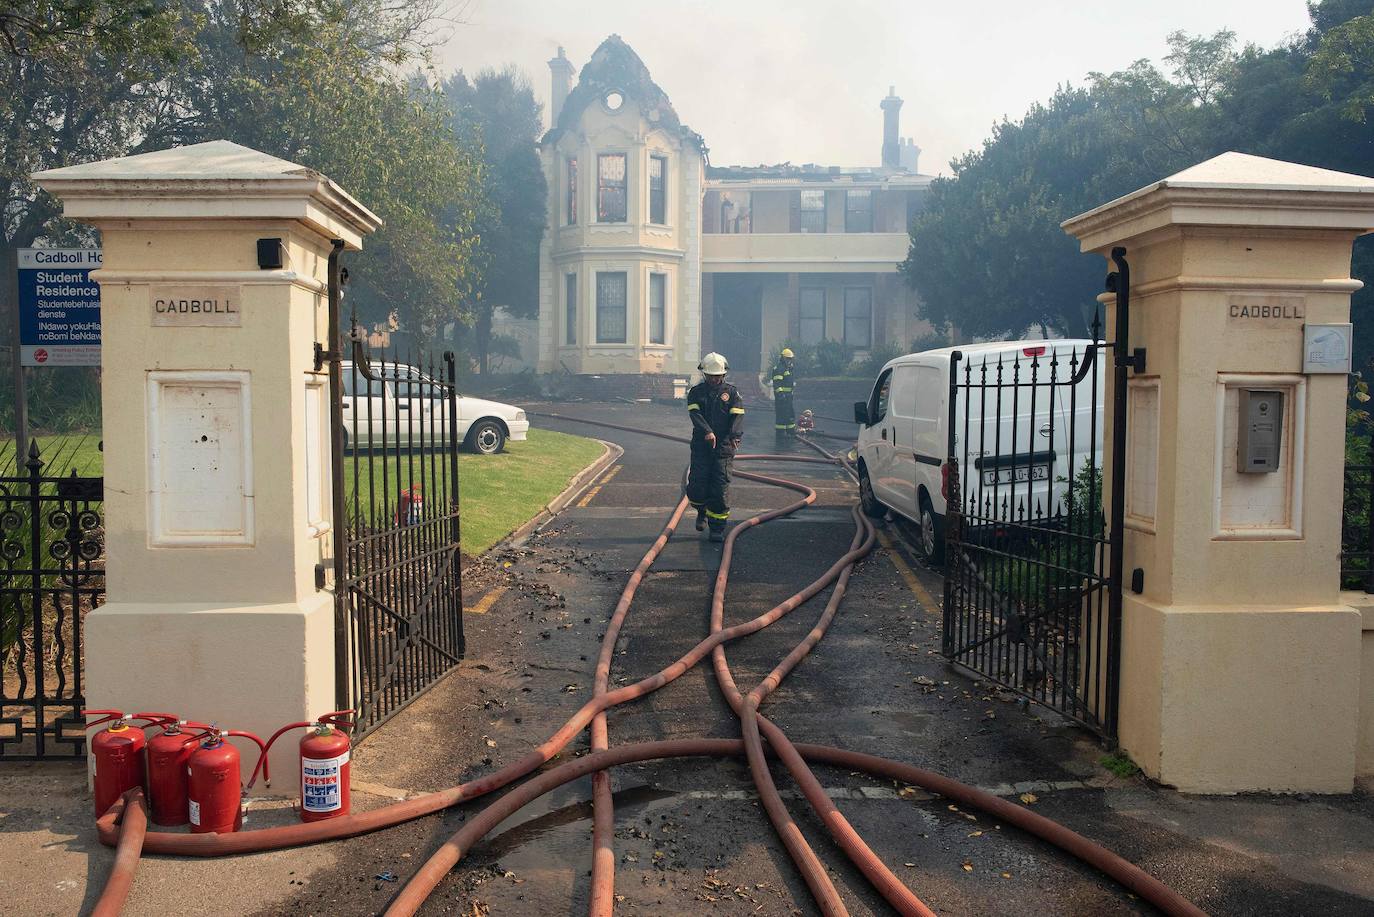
[396,484,422,526]
[83,710,149,817]
[135,712,211,827]
[186,727,269,834]
[257,710,355,822]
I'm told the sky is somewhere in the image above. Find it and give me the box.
[432,0,1315,176]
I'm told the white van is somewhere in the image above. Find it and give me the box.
[853,339,1103,561]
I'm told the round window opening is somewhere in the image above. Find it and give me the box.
[603,91,625,112]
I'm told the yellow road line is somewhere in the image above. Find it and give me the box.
[576,464,622,508]
[876,529,939,613]
[467,585,508,615]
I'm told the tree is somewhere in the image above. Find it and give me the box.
[901,70,1201,341]
[0,0,192,313]
[902,2,1374,352]
[144,1,483,336]
[441,66,547,372]
[1165,29,1237,105]
[2,1,488,433]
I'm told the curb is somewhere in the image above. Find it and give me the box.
[500,438,623,550]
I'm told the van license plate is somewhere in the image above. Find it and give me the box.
[981,464,1050,486]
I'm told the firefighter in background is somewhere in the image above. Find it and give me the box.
[686,352,745,542]
[770,348,796,437]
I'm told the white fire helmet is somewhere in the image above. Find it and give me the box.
[698,352,729,375]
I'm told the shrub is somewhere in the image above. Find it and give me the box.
[853,342,905,379]
[0,367,102,435]
[910,331,950,352]
[812,340,854,376]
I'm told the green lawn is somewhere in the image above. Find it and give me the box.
[0,433,104,477]
[6,428,603,557]
[351,428,603,554]
[457,428,604,552]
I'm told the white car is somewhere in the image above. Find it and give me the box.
[854,339,1103,561]
[340,361,529,454]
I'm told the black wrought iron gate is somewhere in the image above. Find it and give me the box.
[323,243,465,740]
[0,443,103,759]
[941,248,1136,739]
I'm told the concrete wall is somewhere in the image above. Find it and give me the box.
[1342,593,1374,779]
[1064,152,1374,793]
[38,140,383,795]
[701,232,911,272]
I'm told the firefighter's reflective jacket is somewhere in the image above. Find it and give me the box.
[687,380,745,447]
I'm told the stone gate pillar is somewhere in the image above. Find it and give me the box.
[1064,152,1374,793]
[35,141,380,791]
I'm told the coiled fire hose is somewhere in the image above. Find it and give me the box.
[95,411,1206,917]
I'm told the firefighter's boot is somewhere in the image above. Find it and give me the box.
[695,507,707,531]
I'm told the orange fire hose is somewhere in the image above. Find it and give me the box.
[712,503,941,917]
[92,415,1205,917]
[362,735,1205,917]
[589,495,689,917]
[93,460,867,859]
[92,788,146,917]
[714,444,939,915]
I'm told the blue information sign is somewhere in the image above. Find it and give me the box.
[18,247,102,366]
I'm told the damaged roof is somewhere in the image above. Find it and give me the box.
[544,35,706,152]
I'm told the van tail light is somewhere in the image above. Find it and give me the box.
[941,462,951,500]
[1022,346,1047,357]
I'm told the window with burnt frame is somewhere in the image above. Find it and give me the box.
[596,272,628,343]
[597,153,627,223]
[649,155,667,225]
[843,287,872,347]
[648,273,666,344]
[799,189,826,233]
[564,273,577,345]
[566,157,578,225]
[799,287,826,344]
[845,189,873,233]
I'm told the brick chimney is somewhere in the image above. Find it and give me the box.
[548,46,575,128]
[880,86,902,169]
[899,137,921,173]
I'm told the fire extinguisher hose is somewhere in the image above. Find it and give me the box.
[92,788,147,917]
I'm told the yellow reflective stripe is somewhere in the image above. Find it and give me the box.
[687,403,701,410]
[705,509,730,520]
[772,375,784,381]
[730,407,745,415]
[776,387,792,393]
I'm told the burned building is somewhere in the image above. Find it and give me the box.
[536,36,933,388]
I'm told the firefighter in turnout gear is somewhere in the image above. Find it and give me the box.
[686,352,744,542]
[771,348,796,437]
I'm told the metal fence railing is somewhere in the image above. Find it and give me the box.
[1341,444,1374,593]
[0,442,103,759]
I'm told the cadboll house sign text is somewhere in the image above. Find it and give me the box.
[150,284,242,327]
[1227,295,1305,324]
